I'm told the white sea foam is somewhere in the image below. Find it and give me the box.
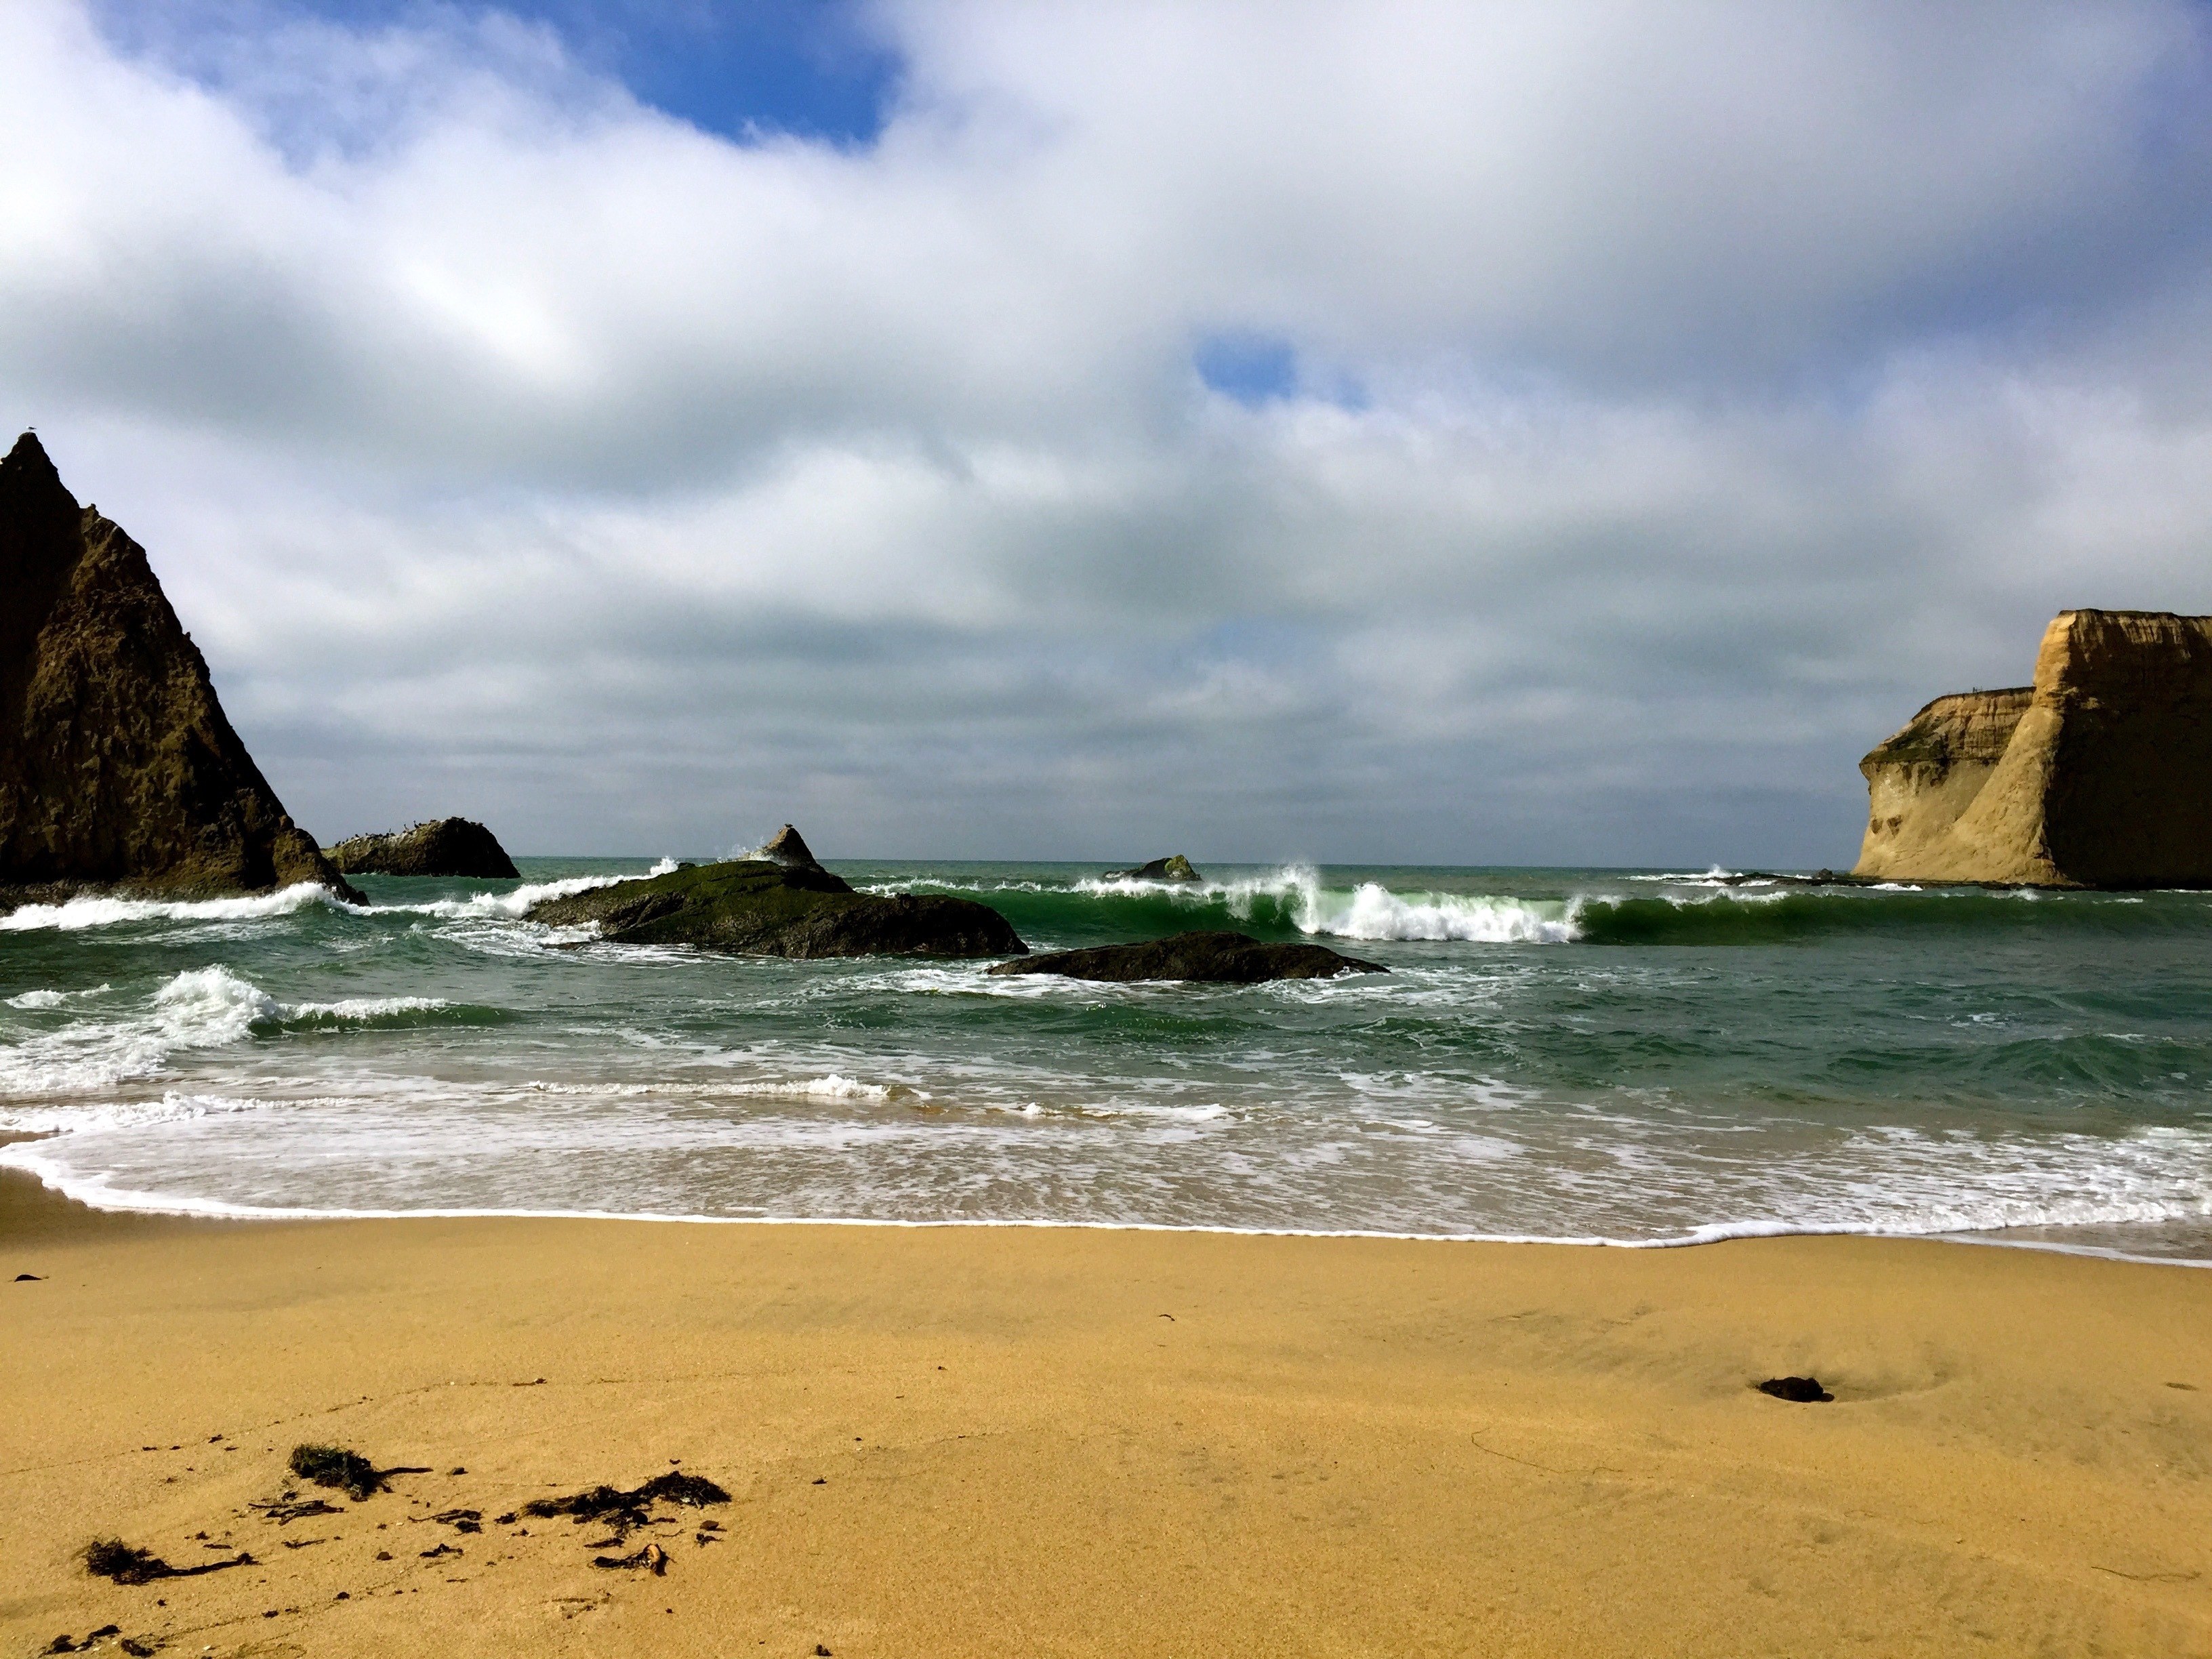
[1296,880,1578,942]
[1063,866,1583,943]
[0,883,354,932]
[0,966,455,1101]
[521,1074,926,1104]
[380,872,643,921]
[6,984,110,1009]
[725,1073,913,1103]
[0,1089,281,1136]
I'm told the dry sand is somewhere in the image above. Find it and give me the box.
[3,1171,2209,1658]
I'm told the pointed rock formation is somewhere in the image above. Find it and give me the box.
[759,823,823,869]
[1853,609,2212,887]
[325,818,519,879]
[0,432,363,906]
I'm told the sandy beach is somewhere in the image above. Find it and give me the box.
[3,1174,2209,1658]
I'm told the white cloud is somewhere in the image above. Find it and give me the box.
[4,0,2211,861]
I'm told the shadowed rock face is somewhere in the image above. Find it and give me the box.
[527,853,1027,959]
[325,818,519,879]
[988,930,1385,983]
[0,432,363,907]
[1855,609,2212,886]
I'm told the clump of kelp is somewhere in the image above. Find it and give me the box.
[521,1472,730,1540]
[83,1538,253,1584]
[287,1443,413,1500]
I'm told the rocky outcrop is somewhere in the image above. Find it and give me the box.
[325,818,519,879]
[989,930,1385,983]
[0,432,363,907]
[1854,609,2212,886]
[527,847,1027,958]
[1104,855,1202,882]
[760,824,822,867]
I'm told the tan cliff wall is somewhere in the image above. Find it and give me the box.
[1853,609,2212,887]
[1855,687,2034,880]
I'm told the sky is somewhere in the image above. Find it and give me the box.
[5,1,2211,863]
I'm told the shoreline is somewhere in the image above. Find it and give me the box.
[6,1151,2209,1269]
[5,1174,2211,1655]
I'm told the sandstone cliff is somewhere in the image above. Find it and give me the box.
[1854,609,2212,886]
[326,818,519,879]
[0,432,363,905]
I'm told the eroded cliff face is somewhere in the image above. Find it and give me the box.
[1854,609,2212,886]
[0,432,363,904]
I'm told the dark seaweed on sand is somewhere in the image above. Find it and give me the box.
[288,1443,387,1500]
[593,1542,668,1574]
[83,1538,254,1584]
[1755,1375,1835,1404]
[522,1472,730,1538]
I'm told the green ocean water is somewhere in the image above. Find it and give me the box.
[3,859,2209,1258]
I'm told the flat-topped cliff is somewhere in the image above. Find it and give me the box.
[1854,609,2212,886]
[0,432,363,905]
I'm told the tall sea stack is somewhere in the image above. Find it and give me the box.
[0,432,363,905]
[1853,609,2212,887]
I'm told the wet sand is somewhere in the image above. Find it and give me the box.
[3,1169,2209,1657]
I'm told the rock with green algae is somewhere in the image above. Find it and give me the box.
[1103,854,1202,882]
[528,840,1027,959]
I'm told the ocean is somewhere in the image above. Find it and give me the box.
[3,859,2209,1261]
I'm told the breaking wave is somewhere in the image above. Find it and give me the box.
[0,882,356,932]
[1567,888,2194,946]
[0,862,673,934]
[889,867,1576,945]
[382,872,644,921]
[0,966,495,1102]
[880,867,2209,949]
[7,984,111,1009]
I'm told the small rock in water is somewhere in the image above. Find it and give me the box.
[1103,854,1202,882]
[1756,1375,1834,1403]
[991,930,1384,984]
[322,819,518,880]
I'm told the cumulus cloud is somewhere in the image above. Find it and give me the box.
[3,0,2210,861]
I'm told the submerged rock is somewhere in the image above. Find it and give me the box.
[0,432,363,908]
[988,930,1384,983]
[1854,609,2212,886]
[527,846,1027,959]
[1103,854,1202,882]
[325,818,519,879]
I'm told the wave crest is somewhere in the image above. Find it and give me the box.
[0,882,356,933]
[1029,867,1580,943]
[0,966,475,1100]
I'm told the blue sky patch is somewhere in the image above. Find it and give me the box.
[94,0,903,146]
[1193,332,1299,405]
